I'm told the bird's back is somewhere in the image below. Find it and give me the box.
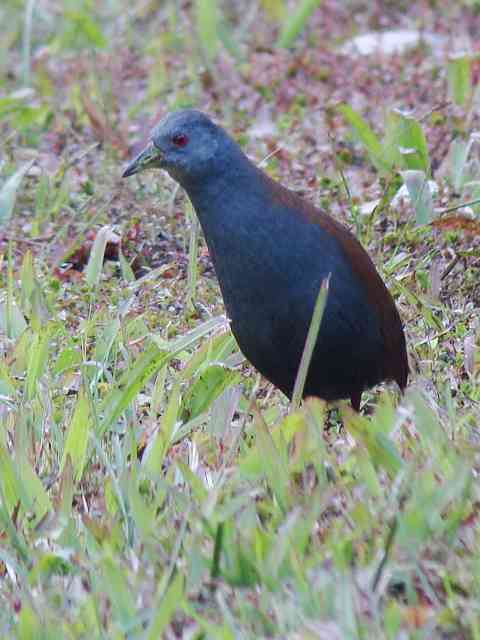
[258,170,409,402]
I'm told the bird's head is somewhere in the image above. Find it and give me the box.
[122,109,230,185]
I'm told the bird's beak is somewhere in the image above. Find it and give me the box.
[122,141,163,177]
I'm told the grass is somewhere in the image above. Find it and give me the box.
[0,0,479,638]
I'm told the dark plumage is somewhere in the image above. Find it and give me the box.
[123,109,409,410]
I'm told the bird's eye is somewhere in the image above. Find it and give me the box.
[172,133,188,147]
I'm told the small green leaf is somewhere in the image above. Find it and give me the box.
[176,461,209,503]
[344,412,403,477]
[99,318,225,435]
[28,553,72,585]
[276,0,322,48]
[17,456,52,524]
[0,444,52,527]
[17,607,43,640]
[195,0,220,61]
[450,133,480,191]
[61,389,91,482]
[401,170,434,225]
[448,53,471,107]
[338,104,389,172]
[182,364,241,421]
[254,409,290,511]
[0,358,15,397]
[127,474,155,538]
[0,444,23,515]
[143,384,181,476]
[385,109,430,173]
[146,573,184,640]
[25,327,50,400]
[0,300,27,339]
[118,248,135,282]
[98,344,168,436]
[53,347,82,375]
[20,250,35,304]
[85,225,112,287]
[260,0,285,21]
[62,10,107,49]
[19,250,49,330]
[100,555,135,627]
[0,160,34,227]
[180,332,237,381]
[239,412,302,477]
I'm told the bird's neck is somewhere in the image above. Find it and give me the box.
[179,151,292,312]
[185,151,261,211]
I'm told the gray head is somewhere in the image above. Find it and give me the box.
[122,109,234,186]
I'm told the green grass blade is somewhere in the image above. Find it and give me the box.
[85,225,111,288]
[401,170,434,225]
[99,318,224,436]
[181,364,241,421]
[450,133,479,191]
[254,406,289,512]
[0,160,34,227]
[291,276,329,410]
[17,457,52,525]
[2,242,27,339]
[61,389,92,482]
[142,383,181,476]
[338,104,389,173]
[344,411,403,477]
[385,108,430,173]
[118,248,135,282]
[151,315,226,352]
[195,0,220,61]
[186,201,200,310]
[146,573,184,640]
[276,0,322,48]
[448,53,471,107]
[25,327,50,400]
[98,344,169,436]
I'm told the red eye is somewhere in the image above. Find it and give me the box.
[172,133,188,147]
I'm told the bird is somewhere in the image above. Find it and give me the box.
[123,109,408,410]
